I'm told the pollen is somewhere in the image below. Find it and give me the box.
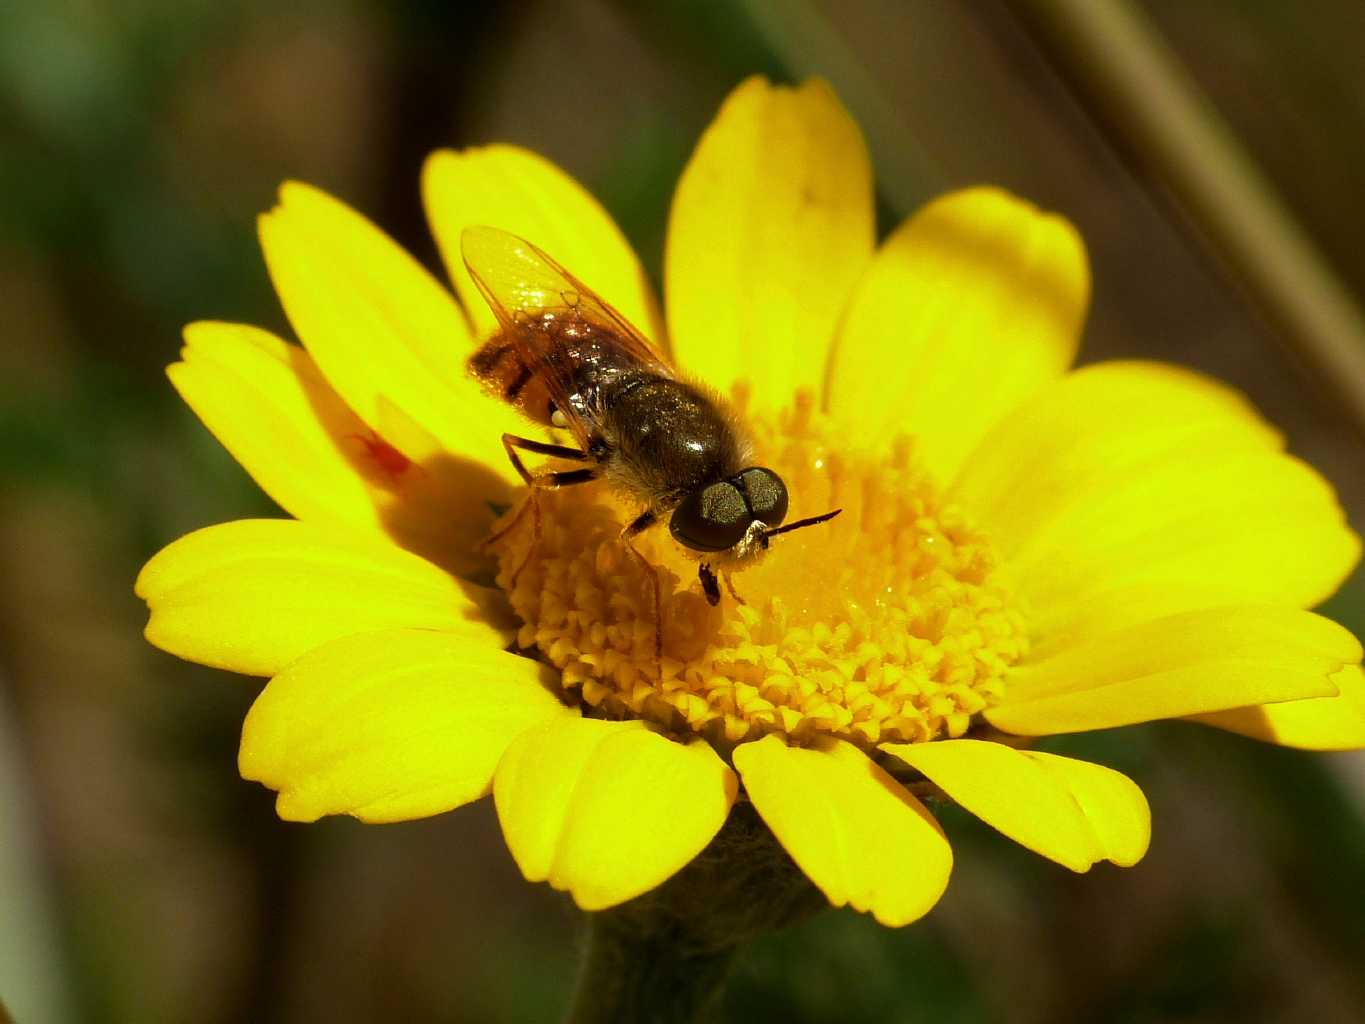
[493,392,1028,750]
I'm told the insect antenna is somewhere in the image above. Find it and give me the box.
[763,508,842,540]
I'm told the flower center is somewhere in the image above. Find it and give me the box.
[493,392,1027,750]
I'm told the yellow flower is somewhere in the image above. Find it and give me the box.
[136,77,1365,927]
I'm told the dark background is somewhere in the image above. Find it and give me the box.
[3,2,1365,1021]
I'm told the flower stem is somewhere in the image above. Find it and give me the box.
[566,908,738,1024]
[563,803,825,1023]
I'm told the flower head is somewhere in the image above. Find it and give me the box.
[137,77,1365,927]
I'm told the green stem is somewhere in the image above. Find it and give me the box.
[562,804,825,1023]
[567,909,738,1024]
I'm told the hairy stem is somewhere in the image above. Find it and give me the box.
[562,803,824,1023]
[566,910,738,1024]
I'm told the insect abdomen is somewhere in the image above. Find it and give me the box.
[468,332,556,426]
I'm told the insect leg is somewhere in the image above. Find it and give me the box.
[722,571,747,606]
[501,432,590,486]
[697,563,721,606]
[487,435,598,583]
[543,467,597,487]
[506,492,542,589]
[482,495,533,549]
[619,510,663,678]
[621,508,657,539]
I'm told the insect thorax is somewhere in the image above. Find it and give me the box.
[600,375,745,507]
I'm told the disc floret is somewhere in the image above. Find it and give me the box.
[496,393,1028,750]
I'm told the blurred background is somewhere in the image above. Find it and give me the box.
[3,1,1365,1021]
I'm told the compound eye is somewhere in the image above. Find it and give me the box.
[738,467,788,528]
[669,481,751,552]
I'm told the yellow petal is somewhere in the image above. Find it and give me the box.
[423,145,662,344]
[828,187,1088,483]
[988,606,1360,736]
[171,321,386,532]
[951,362,1357,652]
[1032,751,1151,866]
[1191,664,1365,751]
[136,519,505,676]
[882,740,1149,871]
[239,629,569,823]
[666,76,874,407]
[732,735,951,927]
[258,181,524,479]
[174,322,513,579]
[1022,455,1357,654]
[953,362,1279,548]
[494,718,736,910]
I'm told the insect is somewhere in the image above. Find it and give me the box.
[462,225,840,621]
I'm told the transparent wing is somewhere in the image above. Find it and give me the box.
[463,224,669,354]
[461,226,673,449]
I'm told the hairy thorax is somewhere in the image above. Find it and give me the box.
[599,376,748,509]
